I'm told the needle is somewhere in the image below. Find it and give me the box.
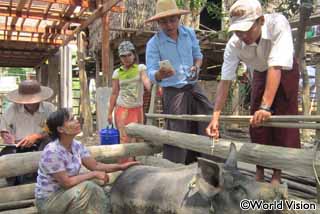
[211,138,217,153]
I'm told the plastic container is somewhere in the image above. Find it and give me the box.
[99,125,120,145]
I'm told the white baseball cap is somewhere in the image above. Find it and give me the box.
[228,0,263,32]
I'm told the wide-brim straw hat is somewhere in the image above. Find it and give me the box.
[6,80,53,104]
[145,0,190,23]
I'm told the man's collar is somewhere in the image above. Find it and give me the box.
[17,102,44,113]
[159,25,187,42]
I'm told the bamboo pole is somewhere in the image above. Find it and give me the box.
[146,113,320,129]
[0,143,162,178]
[0,184,35,204]
[0,199,34,211]
[125,123,318,177]
[0,206,37,214]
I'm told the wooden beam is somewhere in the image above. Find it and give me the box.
[0,50,47,55]
[125,123,317,178]
[64,5,77,17]
[0,63,38,67]
[10,0,29,30]
[26,0,33,11]
[0,40,59,50]
[34,0,89,8]
[0,55,43,60]
[0,24,72,35]
[290,13,320,29]
[306,44,320,53]
[63,0,121,45]
[0,36,62,45]
[0,8,82,23]
[0,60,41,66]
[56,5,76,33]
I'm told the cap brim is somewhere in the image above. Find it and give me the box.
[6,86,53,104]
[228,20,255,32]
[145,9,190,23]
[119,51,132,56]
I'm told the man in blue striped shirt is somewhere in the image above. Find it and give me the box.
[145,0,213,164]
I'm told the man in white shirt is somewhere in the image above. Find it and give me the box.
[0,80,55,185]
[206,0,300,185]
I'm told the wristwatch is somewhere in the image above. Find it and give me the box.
[259,104,272,112]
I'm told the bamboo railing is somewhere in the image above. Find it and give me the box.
[146,113,320,129]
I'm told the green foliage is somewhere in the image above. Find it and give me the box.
[176,0,224,19]
[6,67,33,82]
[189,0,206,11]
[176,0,206,12]
[206,2,224,20]
[274,0,300,18]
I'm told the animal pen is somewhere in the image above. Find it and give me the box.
[1,0,320,213]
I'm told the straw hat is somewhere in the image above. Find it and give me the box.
[145,0,190,23]
[6,80,53,104]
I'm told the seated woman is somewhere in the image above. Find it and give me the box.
[35,108,138,213]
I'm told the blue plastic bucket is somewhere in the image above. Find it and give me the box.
[99,125,120,145]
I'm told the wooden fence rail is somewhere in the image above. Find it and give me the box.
[146,113,320,129]
[0,143,161,179]
[126,123,320,178]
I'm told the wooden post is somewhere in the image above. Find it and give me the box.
[77,32,93,137]
[35,67,41,83]
[146,84,157,125]
[39,64,49,86]
[295,3,312,141]
[95,51,101,88]
[108,47,114,87]
[48,53,60,106]
[102,12,111,87]
[230,81,239,129]
[59,45,73,110]
[316,62,320,203]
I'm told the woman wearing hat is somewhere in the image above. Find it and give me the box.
[107,41,151,163]
[145,0,213,164]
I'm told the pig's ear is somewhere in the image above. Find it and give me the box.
[224,142,238,170]
[196,158,223,199]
